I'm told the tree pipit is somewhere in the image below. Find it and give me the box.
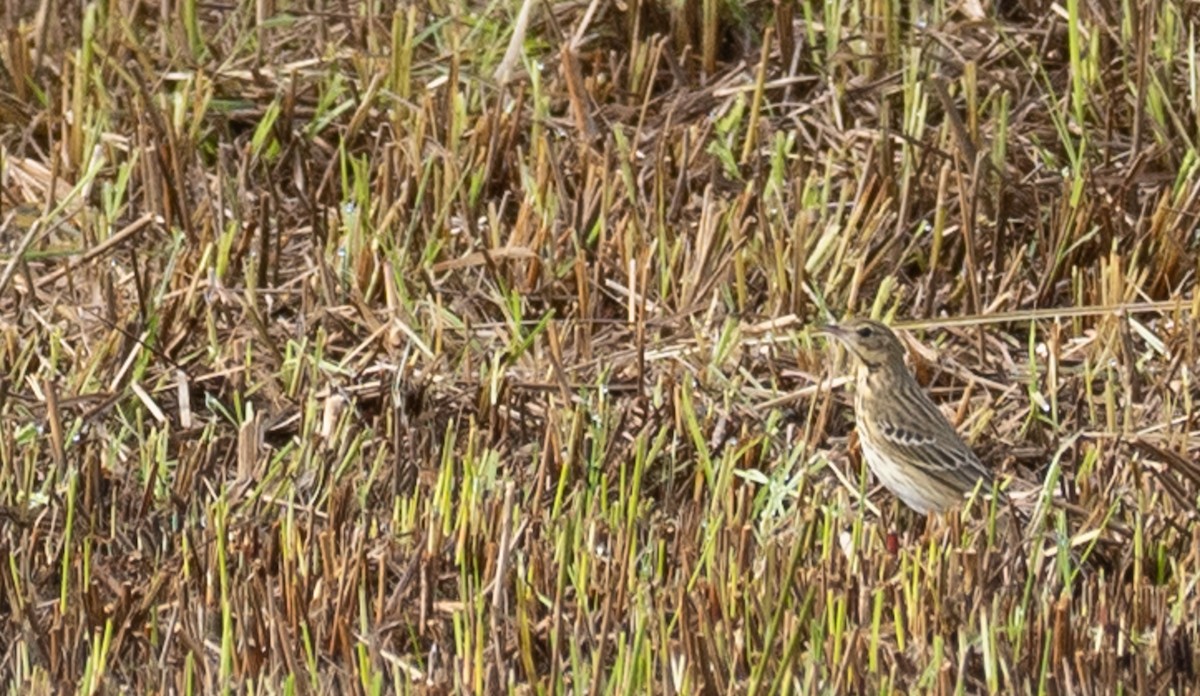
[818,318,998,514]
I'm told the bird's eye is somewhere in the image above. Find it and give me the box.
[856,327,873,338]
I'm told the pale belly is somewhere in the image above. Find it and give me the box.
[859,436,952,514]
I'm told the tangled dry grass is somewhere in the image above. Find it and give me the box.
[2,0,1200,693]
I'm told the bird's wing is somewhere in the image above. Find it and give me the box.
[872,416,994,488]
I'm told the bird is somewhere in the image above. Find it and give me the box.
[817,318,998,514]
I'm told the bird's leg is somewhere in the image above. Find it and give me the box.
[882,504,928,555]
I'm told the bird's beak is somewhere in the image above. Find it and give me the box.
[815,324,847,340]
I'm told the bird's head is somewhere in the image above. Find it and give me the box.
[817,318,908,371]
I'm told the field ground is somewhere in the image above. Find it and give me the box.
[2,0,1200,693]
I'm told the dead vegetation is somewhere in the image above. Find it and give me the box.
[2,0,1200,692]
